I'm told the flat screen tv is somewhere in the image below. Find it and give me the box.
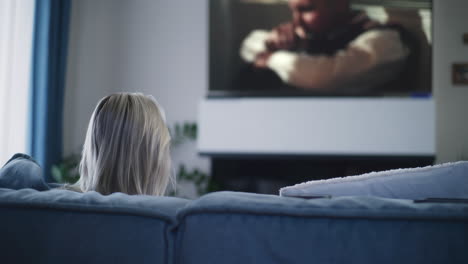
[209,0,432,97]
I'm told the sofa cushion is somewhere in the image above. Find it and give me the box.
[0,153,49,191]
[280,161,468,200]
[176,191,468,264]
[0,188,189,264]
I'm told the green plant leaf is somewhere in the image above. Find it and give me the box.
[51,165,63,183]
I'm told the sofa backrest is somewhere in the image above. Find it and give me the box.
[1,189,468,264]
[176,191,468,264]
[0,188,188,264]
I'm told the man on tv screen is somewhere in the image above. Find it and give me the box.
[239,0,413,94]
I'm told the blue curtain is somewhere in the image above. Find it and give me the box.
[29,0,71,182]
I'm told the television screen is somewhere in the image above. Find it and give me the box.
[209,0,432,97]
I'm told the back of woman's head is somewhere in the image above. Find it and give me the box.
[78,93,172,196]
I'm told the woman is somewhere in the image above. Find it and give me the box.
[0,93,173,195]
[72,93,173,196]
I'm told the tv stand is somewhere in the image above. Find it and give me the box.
[198,97,435,194]
[209,154,434,194]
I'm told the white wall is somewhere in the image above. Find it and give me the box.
[433,0,468,163]
[65,0,209,150]
[64,0,122,155]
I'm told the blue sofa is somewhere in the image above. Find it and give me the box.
[1,155,468,264]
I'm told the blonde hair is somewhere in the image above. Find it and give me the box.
[75,93,173,196]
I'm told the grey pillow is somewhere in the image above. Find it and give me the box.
[280,161,468,200]
[0,153,50,191]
